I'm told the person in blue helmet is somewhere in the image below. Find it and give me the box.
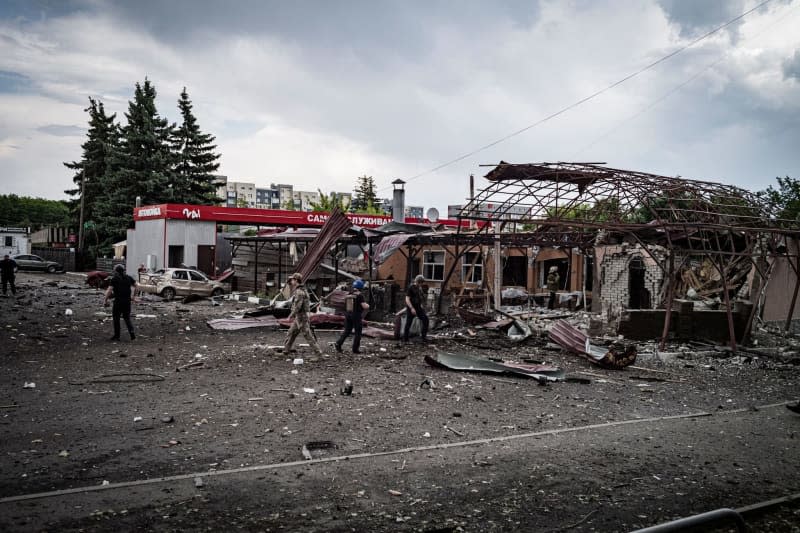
[335,279,370,354]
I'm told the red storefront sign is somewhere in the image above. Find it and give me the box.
[133,204,468,229]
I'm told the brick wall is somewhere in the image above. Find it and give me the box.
[597,244,666,316]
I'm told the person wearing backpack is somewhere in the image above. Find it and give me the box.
[335,279,370,354]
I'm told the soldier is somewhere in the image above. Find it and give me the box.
[283,273,323,354]
[547,266,560,310]
[335,278,370,354]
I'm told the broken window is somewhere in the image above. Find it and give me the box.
[423,250,445,281]
[461,252,483,283]
[4,236,12,247]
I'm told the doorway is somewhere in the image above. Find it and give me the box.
[628,256,650,309]
[168,245,184,268]
[197,245,215,276]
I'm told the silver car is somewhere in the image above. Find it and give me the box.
[12,254,63,273]
[140,268,226,300]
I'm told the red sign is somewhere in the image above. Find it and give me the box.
[133,204,468,229]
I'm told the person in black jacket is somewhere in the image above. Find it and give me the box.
[335,279,370,354]
[103,264,137,341]
[403,274,429,343]
[1,255,17,296]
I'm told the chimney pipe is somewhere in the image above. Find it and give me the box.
[391,179,406,223]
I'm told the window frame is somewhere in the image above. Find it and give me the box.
[461,251,483,284]
[422,249,446,281]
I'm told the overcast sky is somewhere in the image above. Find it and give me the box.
[1,0,798,214]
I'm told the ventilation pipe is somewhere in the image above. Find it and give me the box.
[392,179,406,223]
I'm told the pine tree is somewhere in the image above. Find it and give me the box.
[351,175,382,214]
[93,79,176,251]
[64,98,119,249]
[171,88,222,204]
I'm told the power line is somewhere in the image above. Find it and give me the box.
[572,0,799,158]
[382,0,774,192]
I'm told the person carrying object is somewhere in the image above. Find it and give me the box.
[283,273,323,354]
[335,278,370,354]
[104,264,137,341]
[403,274,429,343]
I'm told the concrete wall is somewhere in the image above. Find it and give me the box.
[126,219,165,273]
[618,301,752,343]
[762,237,800,322]
[165,220,216,268]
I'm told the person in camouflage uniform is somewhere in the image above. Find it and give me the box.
[283,273,323,354]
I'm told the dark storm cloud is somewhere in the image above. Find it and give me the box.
[657,0,750,40]
[96,0,541,53]
[784,50,800,81]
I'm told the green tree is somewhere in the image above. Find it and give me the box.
[282,198,297,210]
[350,175,384,214]
[63,97,119,249]
[0,195,70,230]
[759,176,800,221]
[171,88,222,205]
[93,80,176,251]
[310,190,350,212]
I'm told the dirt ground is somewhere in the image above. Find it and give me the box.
[1,272,799,532]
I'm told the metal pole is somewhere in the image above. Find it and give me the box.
[278,241,283,292]
[716,255,737,353]
[785,252,800,332]
[659,253,675,351]
[254,241,259,295]
[333,241,339,288]
[493,223,502,309]
[78,176,86,251]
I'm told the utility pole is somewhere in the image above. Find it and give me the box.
[78,176,87,250]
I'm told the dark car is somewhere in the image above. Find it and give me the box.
[12,254,63,273]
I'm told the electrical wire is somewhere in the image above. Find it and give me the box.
[380,0,775,192]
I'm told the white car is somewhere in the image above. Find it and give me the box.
[139,268,226,301]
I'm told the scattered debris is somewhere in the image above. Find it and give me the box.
[23,382,36,389]
[426,351,565,381]
[549,320,637,369]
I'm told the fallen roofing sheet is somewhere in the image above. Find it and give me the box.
[425,350,565,381]
[548,320,637,369]
[207,316,281,330]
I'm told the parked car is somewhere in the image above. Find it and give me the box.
[139,267,226,300]
[12,254,63,273]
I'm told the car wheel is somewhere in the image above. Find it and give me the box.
[162,287,176,301]
[47,265,56,273]
[212,288,224,297]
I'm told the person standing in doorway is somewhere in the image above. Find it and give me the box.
[1,254,17,297]
[335,279,370,354]
[283,273,323,355]
[547,266,560,310]
[403,274,429,343]
[104,264,136,341]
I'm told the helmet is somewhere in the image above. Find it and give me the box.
[352,279,365,290]
[290,273,303,283]
[414,274,425,283]
[549,266,558,273]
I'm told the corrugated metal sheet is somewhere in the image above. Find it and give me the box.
[293,208,352,283]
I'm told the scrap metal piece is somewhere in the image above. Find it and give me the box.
[425,351,564,381]
[548,320,636,369]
